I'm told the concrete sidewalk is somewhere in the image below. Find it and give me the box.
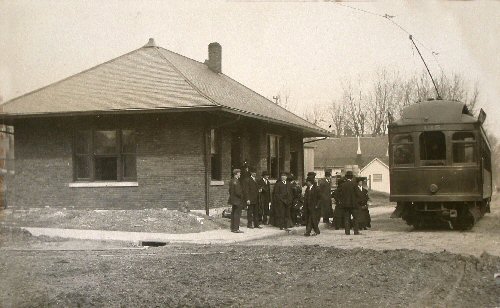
[22,225,302,245]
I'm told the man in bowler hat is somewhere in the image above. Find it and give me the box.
[319,171,334,224]
[257,171,272,225]
[304,172,321,236]
[273,171,293,230]
[242,167,261,229]
[229,169,244,233]
[338,170,360,235]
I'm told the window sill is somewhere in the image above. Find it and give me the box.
[210,180,224,186]
[69,182,139,188]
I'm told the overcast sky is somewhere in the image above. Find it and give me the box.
[1,0,499,136]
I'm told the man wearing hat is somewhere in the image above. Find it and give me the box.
[304,172,321,236]
[229,169,244,233]
[319,171,334,225]
[242,167,261,229]
[257,171,272,225]
[338,170,360,235]
[272,171,293,230]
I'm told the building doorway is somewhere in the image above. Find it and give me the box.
[231,132,242,175]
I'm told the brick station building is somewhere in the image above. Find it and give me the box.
[0,39,328,211]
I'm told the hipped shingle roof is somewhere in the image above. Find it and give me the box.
[1,41,328,137]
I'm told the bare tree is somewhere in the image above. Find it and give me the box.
[273,86,298,114]
[368,69,399,136]
[342,81,366,136]
[341,69,484,137]
[303,103,327,128]
[328,100,346,137]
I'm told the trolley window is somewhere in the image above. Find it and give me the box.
[419,131,446,166]
[392,134,414,166]
[452,132,476,164]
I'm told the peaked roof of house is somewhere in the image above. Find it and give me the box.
[314,136,389,168]
[1,39,328,137]
[360,157,389,173]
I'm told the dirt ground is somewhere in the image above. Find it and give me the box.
[247,194,500,258]
[0,240,499,308]
[0,194,499,307]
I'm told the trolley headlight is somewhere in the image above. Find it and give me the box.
[429,184,439,194]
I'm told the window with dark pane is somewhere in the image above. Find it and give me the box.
[73,129,137,182]
[75,130,91,180]
[121,130,137,180]
[419,131,446,166]
[210,129,221,180]
[267,135,280,179]
[392,134,414,166]
[94,130,117,155]
[95,157,118,180]
[452,131,476,164]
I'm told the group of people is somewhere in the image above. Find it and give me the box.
[228,166,371,236]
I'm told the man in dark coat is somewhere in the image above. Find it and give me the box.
[338,171,360,235]
[304,172,321,236]
[319,171,334,224]
[257,171,271,225]
[355,177,371,230]
[242,167,261,229]
[229,169,244,233]
[273,172,293,230]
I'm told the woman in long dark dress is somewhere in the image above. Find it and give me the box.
[355,177,371,230]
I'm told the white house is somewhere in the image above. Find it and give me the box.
[359,157,390,193]
[310,136,389,181]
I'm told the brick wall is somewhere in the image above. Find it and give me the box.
[7,113,306,210]
[7,113,207,210]
[207,119,304,208]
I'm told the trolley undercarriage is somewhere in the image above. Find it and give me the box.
[392,199,490,230]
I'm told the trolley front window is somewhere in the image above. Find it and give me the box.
[419,131,446,166]
[392,134,414,166]
[452,132,476,164]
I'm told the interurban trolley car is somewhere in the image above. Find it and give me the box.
[388,100,492,230]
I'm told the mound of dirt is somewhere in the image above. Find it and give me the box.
[0,208,230,233]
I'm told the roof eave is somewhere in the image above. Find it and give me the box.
[0,106,330,137]
[0,105,220,123]
[219,107,330,137]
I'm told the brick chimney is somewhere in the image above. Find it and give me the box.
[206,42,222,73]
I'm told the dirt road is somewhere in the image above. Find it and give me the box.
[1,195,499,307]
[1,243,499,308]
[245,197,500,257]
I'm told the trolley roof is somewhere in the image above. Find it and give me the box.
[392,100,476,126]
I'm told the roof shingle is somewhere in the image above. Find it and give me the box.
[1,41,328,137]
[314,136,389,168]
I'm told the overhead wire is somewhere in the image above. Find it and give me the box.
[335,2,444,74]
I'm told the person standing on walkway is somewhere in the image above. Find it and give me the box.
[273,172,292,230]
[229,169,244,233]
[319,171,334,225]
[338,171,359,235]
[355,177,371,230]
[289,174,303,226]
[257,171,271,225]
[242,167,261,229]
[304,172,321,236]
